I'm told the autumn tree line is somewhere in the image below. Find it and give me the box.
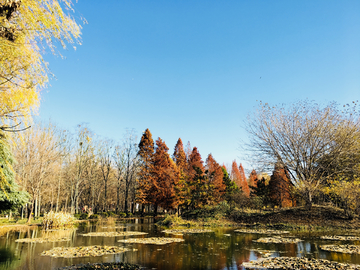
[0,119,305,221]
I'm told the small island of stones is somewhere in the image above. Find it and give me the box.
[242,257,360,269]
[320,244,360,254]
[253,236,303,244]
[320,235,360,241]
[234,229,290,234]
[162,229,213,235]
[15,237,71,243]
[118,237,185,245]
[81,231,148,237]
[41,246,129,258]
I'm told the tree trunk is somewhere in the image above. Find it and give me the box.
[153,204,158,217]
[27,200,34,223]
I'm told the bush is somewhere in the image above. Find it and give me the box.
[118,212,126,218]
[79,213,88,220]
[89,214,99,219]
[127,212,133,217]
[107,211,116,217]
[42,211,74,229]
[182,202,230,220]
[101,212,109,218]
[74,214,81,219]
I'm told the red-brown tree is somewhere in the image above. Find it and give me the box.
[239,163,250,197]
[173,138,187,172]
[206,154,226,203]
[137,129,155,211]
[231,160,242,188]
[268,162,296,207]
[248,169,258,190]
[151,138,180,214]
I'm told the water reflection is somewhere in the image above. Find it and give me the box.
[0,219,359,270]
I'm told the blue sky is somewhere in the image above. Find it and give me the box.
[39,0,360,173]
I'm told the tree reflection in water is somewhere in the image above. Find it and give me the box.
[1,220,360,270]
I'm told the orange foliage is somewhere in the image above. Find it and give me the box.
[187,147,204,180]
[269,162,296,207]
[248,169,258,189]
[152,138,180,210]
[173,138,187,172]
[137,128,155,205]
[206,154,226,203]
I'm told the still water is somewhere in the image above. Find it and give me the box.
[1,218,360,270]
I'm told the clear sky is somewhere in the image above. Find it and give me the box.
[38,0,360,174]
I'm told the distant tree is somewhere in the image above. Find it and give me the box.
[114,130,139,215]
[250,177,271,208]
[231,161,250,197]
[172,138,187,211]
[221,166,239,205]
[248,169,258,191]
[245,100,360,207]
[231,161,242,189]
[187,147,204,180]
[137,129,155,213]
[152,138,179,215]
[206,154,226,203]
[173,138,187,171]
[97,139,114,211]
[0,131,29,212]
[185,147,205,209]
[239,163,250,197]
[268,162,296,208]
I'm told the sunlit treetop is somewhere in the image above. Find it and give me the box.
[0,0,83,130]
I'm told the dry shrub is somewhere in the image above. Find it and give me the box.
[42,211,74,229]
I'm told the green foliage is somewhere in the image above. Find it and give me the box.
[250,177,272,208]
[157,214,183,227]
[221,167,239,201]
[79,213,88,220]
[0,132,29,212]
[89,214,99,219]
[182,201,230,219]
[118,212,126,218]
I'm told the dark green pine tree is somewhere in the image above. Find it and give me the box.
[221,166,239,202]
[0,132,29,212]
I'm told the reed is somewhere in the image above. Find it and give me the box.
[42,211,74,229]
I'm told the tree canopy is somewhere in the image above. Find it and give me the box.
[246,100,360,206]
[0,0,82,129]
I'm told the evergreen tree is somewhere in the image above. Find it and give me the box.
[221,166,239,202]
[0,132,29,212]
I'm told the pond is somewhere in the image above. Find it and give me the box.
[1,218,360,270]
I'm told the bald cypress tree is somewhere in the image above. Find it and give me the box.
[152,138,179,214]
[173,138,187,172]
[206,154,226,204]
[137,129,155,213]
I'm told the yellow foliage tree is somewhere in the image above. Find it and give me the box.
[0,0,82,129]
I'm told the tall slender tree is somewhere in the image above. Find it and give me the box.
[239,163,250,197]
[152,138,179,214]
[173,138,187,171]
[206,154,226,203]
[137,129,154,213]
